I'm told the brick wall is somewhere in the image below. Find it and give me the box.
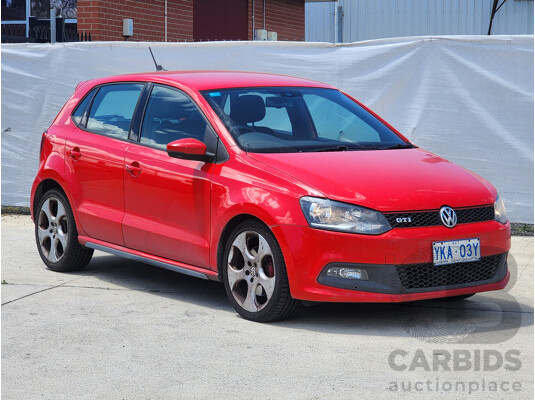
[77,0,194,42]
[78,0,304,42]
[248,0,305,41]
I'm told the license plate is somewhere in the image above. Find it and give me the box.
[432,238,480,266]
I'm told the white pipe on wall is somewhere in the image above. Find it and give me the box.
[252,0,255,39]
[164,0,168,42]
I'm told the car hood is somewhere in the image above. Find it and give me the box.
[247,148,496,212]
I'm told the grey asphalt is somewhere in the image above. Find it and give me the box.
[1,215,533,400]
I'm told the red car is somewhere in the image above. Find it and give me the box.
[31,71,511,322]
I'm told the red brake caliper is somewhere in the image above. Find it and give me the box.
[266,260,274,278]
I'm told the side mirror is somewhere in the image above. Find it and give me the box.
[167,138,214,162]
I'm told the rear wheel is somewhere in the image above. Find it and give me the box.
[35,189,93,272]
[222,220,300,322]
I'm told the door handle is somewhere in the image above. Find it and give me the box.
[68,147,81,161]
[125,162,142,177]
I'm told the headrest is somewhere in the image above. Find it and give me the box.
[230,95,266,124]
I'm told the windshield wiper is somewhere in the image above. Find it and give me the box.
[308,145,350,152]
[381,143,416,150]
[302,143,415,153]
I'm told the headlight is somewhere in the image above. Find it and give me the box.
[300,197,391,235]
[494,194,508,224]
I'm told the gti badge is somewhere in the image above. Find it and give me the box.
[396,217,412,223]
[439,206,457,228]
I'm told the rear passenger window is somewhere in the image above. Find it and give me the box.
[86,84,144,139]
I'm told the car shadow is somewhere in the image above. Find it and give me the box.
[77,253,233,313]
[283,296,532,343]
[69,252,532,341]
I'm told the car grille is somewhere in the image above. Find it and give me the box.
[395,254,504,290]
[385,206,495,228]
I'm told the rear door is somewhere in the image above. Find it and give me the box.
[122,84,219,268]
[65,83,145,245]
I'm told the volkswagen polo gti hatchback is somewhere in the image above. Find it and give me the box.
[31,71,511,322]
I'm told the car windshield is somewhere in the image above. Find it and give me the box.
[201,87,412,153]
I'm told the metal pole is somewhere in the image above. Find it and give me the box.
[50,7,56,43]
[25,0,30,37]
[333,3,337,43]
[263,0,265,30]
[337,5,343,43]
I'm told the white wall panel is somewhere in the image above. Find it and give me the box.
[1,37,533,221]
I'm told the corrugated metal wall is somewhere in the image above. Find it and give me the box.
[306,0,534,42]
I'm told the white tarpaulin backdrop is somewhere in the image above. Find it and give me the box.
[1,36,533,222]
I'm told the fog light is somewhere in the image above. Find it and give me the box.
[326,267,369,280]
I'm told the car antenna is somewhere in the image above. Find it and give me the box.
[149,47,167,71]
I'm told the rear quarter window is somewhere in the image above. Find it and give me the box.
[71,88,97,126]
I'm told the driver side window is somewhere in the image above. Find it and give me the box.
[140,85,213,151]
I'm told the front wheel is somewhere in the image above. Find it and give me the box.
[35,189,93,272]
[222,220,300,322]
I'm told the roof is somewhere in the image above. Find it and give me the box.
[84,71,334,92]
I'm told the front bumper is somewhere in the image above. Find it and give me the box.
[272,220,511,302]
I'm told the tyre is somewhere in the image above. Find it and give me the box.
[35,189,93,272]
[222,220,300,322]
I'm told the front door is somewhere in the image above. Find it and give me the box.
[122,85,217,268]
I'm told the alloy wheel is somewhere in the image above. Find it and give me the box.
[227,230,276,312]
[37,196,69,263]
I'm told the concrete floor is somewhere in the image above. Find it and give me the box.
[1,215,533,399]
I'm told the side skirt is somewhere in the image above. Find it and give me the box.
[83,239,219,281]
